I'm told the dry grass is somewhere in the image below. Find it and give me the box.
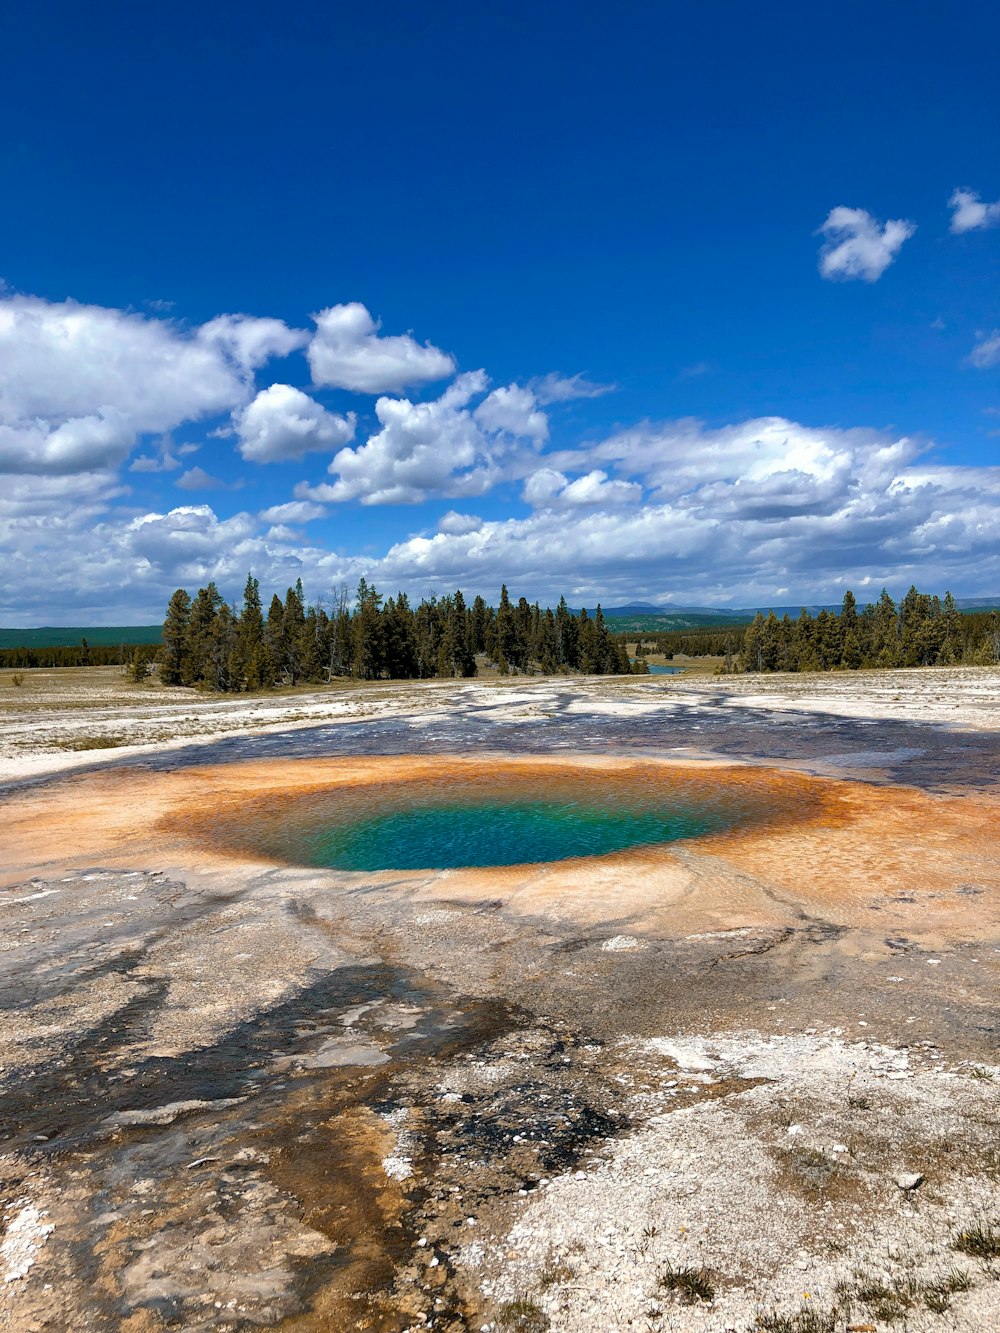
[657,1261,716,1304]
[953,1218,1000,1261]
[754,1307,840,1333]
[495,1295,550,1331]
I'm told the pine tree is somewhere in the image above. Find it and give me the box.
[449,590,477,677]
[161,588,191,685]
[183,583,223,686]
[353,578,384,678]
[940,591,963,664]
[264,593,286,682]
[872,588,899,667]
[282,583,306,683]
[494,584,516,672]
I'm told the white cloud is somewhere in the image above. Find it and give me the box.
[474,384,548,441]
[196,314,307,371]
[129,435,184,473]
[949,187,1000,234]
[969,331,1000,368]
[522,467,641,508]
[307,302,456,394]
[349,426,1000,606]
[259,499,327,524]
[176,466,224,490]
[0,294,303,476]
[817,207,915,282]
[11,415,1000,623]
[297,370,547,506]
[235,383,356,463]
[530,372,616,404]
[438,510,483,535]
[585,416,908,516]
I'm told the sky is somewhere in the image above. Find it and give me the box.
[1,0,999,625]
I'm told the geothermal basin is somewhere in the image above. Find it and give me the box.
[0,669,998,1332]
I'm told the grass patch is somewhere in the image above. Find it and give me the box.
[537,1256,575,1290]
[953,1218,1000,1260]
[55,733,131,751]
[495,1296,549,1331]
[923,1269,973,1312]
[754,1307,840,1333]
[836,1266,976,1320]
[772,1145,847,1199]
[657,1261,715,1304]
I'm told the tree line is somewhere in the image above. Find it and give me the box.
[159,576,631,690]
[737,588,1000,673]
[632,588,1000,672]
[0,640,158,670]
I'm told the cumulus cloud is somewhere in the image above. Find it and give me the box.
[522,467,642,508]
[0,294,303,476]
[585,416,908,518]
[297,370,547,506]
[969,331,1000,368]
[235,383,356,463]
[438,511,483,535]
[817,207,915,282]
[196,313,307,370]
[949,187,1000,234]
[12,415,1000,623]
[473,384,548,441]
[350,426,1000,607]
[0,500,266,624]
[530,372,616,404]
[258,499,327,524]
[307,302,456,394]
[129,435,184,473]
[176,466,224,490]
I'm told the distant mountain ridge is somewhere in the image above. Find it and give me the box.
[594,597,1000,616]
[592,596,1000,630]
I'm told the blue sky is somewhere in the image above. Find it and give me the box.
[1,0,999,624]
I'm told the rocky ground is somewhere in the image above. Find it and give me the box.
[0,667,998,1331]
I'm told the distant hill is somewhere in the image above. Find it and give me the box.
[602,610,750,631]
[0,625,162,649]
[600,595,1000,633]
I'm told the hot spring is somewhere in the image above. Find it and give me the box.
[196,759,815,872]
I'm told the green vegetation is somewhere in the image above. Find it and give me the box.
[754,1307,839,1333]
[0,639,159,670]
[640,586,1000,672]
[657,1262,715,1304]
[7,582,1000,680]
[0,625,161,650]
[604,610,752,632]
[953,1218,1000,1260]
[835,1266,975,1320]
[159,576,630,691]
[495,1296,550,1331]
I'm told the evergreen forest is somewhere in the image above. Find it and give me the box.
[158,576,631,691]
[641,587,1000,672]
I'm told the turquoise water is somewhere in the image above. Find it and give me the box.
[302,798,723,870]
[211,765,776,873]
